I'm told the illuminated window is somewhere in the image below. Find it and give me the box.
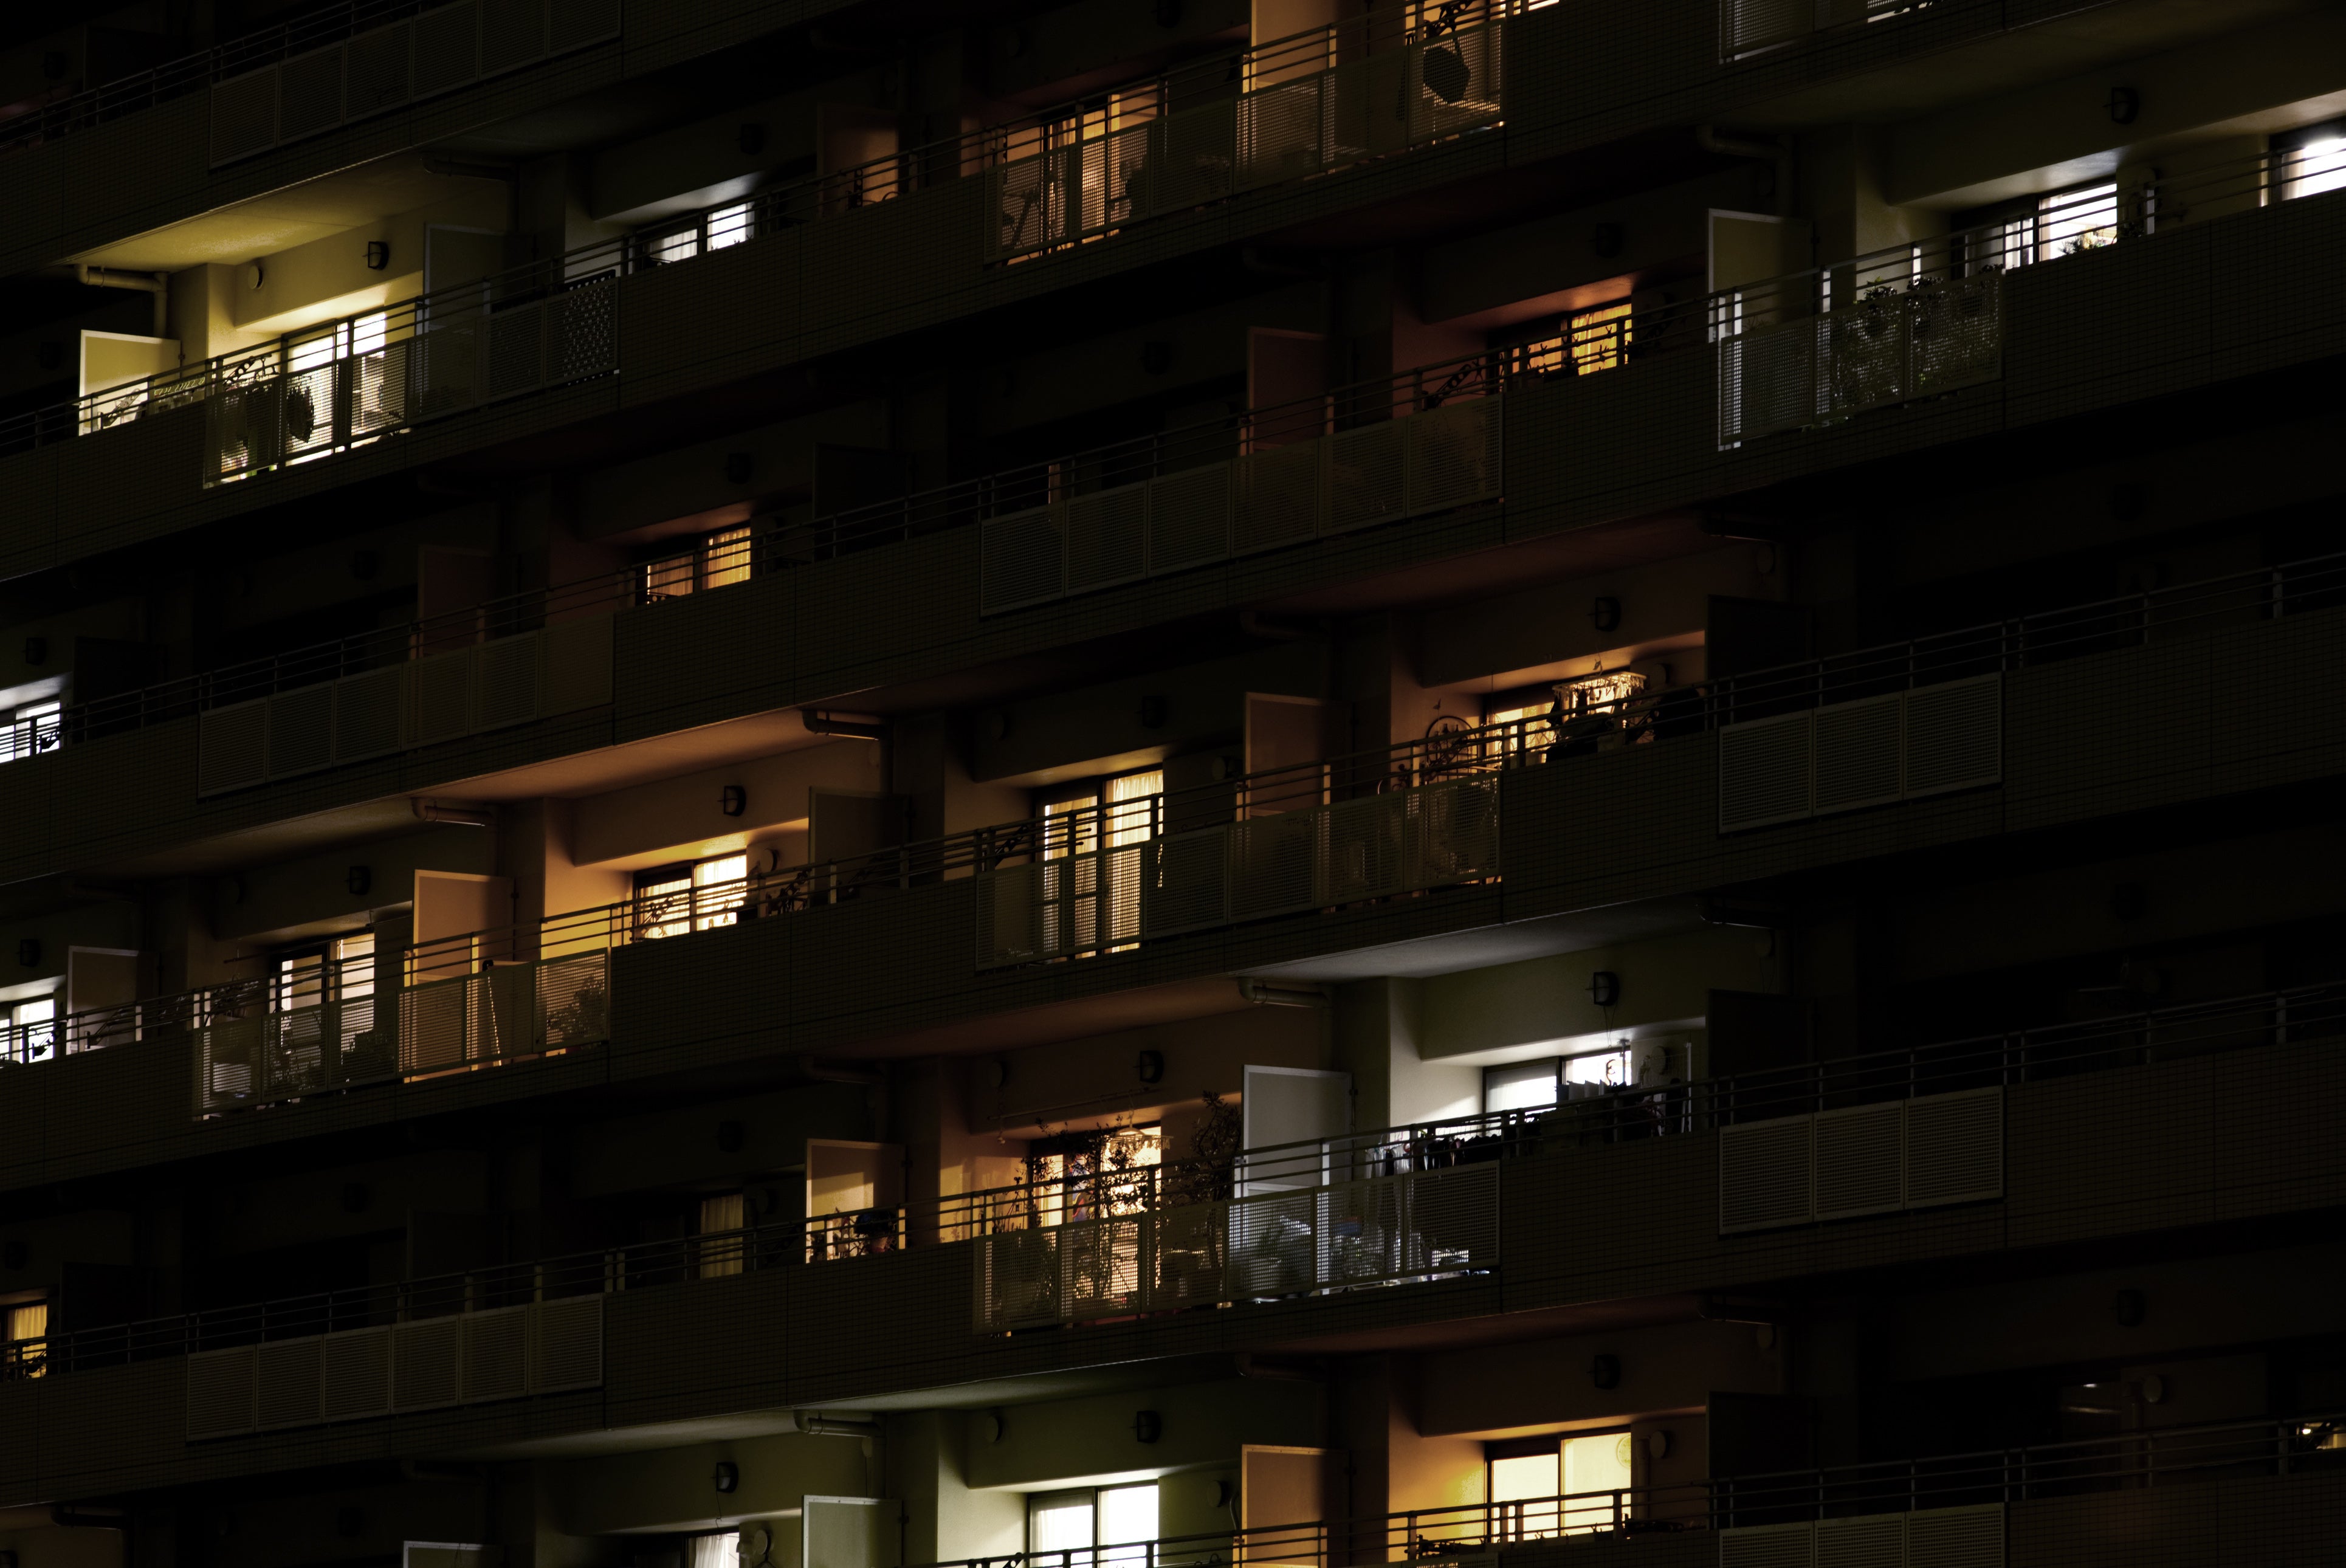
[693,854,749,931]
[2,700,60,763]
[652,226,699,264]
[697,1191,746,1277]
[1561,1433,1635,1532]
[2037,182,2119,258]
[707,202,753,249]
[635,867,695,941]
[4,995,57,1065]
[2284,134,2346,199]
[703,525,753,588]
[4,1299,47,1378]
[1030,1484,1159,1566]
[1483,1060,1558,1114]
[1489,1448,1558,1539]
[1568,301,1632,373]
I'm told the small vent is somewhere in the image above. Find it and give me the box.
[1812,692,1903,814]
[1720,1521,1814,1568]
[320,1325,393,1421]
[1815,1515,1902,1568]
[410,0,481,97]
[266,683,335,779]
[1906,1504,2004,1568]
[333,665,407,763]
[1813,1101,1905,1220]
[275,42,345,141]
[392,1315,466,1411]
[1145,460,1232,574]
[185,1345,259,1439]
[463,1305,531,1403]
[1903,674,2002,797]
[1905,1087,2003,1209]
[1719,1115,1812,1233]
[979,507,1066,614]
[410,648,475,744]
[530,1295,605,1392]
[1718,711,1813,831]
[197,698,272,797]
[255,1336,325,1430]
[474,632,542,731]
[208,67,279,165]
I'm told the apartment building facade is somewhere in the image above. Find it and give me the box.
[1,0,2344,1564]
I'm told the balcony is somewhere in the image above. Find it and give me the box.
[9,545,2344,1097]
[0,0,620,163]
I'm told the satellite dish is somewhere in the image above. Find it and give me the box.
[1421,46,1469,105]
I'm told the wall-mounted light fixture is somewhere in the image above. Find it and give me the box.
[365,240,390,270]
[346,865,372,897]
[1591,595,1622,633]
[718,1119,746,1153]
[1589,1353,1622,1390]
[2113,1288,2147,1327]
[721,783,748,816]
[1136,1049,1165,1084]
[724,451,755,485]
[1588,970,1622,1008]
[16,939,38,968]
[1132,1410,1163,1443]
[983,1410,1006,1444]
[21,636,46,665]
[712,1462,740,1494]
[1139,694,1168,729]
[2106,86,2139,125]
[244,262,264,291]
[738,122,768,156]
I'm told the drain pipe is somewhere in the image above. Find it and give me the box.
[803,710,887,740]
[1239,978,1329,1008]
[796,1410,883,1438]
[413,799,497,828]
[1698,125,1792,218]
[76,266,169,338]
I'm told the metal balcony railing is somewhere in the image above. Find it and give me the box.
[0,0,464,157]
[0,3,1526,474]
[1720,0,1930,63]
[904,1410,2346,1563]
[14,538,2346,1076]
[10,968,2342,1378]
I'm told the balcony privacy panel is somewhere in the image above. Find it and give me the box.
[1721,276,2004,444]
[1718,675,2002,833]
[983,24,1502,264]
[979,397,1497,615]
[320,1325,393,1420]
[255,1336,325,1430]
[1721,1089,2003,1234]
[975,777,1495,968]
[187,1299,602,1441]
[975,1163,1496,1330]
[193,995,397,1113]
[1811,1101,1905,1220]
[208,0,621,168]
[1905,1505,2004,1568]
[185,1345,260,1439]
[195,620,613,799]
[1722,1508,2004,1568]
